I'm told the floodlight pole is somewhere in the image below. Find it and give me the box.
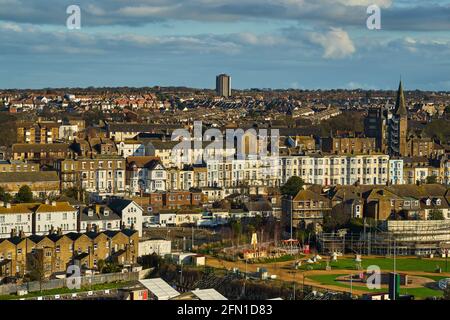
[393,237,396,301]
[350,274,353,298]
[290,195,293,254]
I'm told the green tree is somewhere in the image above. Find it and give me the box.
[97,259,106,273]
[423,119,450,142]
[280,176,304,197]
[15,185,33,203]
[428,209,445,220]
[230,219,243,247]
[426,175,438,184]
[102,261,121,274]
[0,187,13,203]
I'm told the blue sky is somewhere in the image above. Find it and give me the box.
[0,0,450,90]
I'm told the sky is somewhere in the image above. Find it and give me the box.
[0,0,450,90]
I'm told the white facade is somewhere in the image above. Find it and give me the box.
[206,154,389,190]
[389,159,404,185]
[118,141,146,158]
[282,155,389,186]
[34,202,78,236]
[138,239,171,256]
[158,213,176,227]
[117,201,143,237]
[59,124,79,141]
[148,163,167,193]
[0,203,33,239]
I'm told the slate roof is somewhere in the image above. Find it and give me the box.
[0,171,59,183]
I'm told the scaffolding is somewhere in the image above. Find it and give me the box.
[318,220,450,256]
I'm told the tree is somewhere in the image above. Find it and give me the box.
[27,255,46,292]
[15,185,33,203]
[423,119,450,143]
[280,176,304,197]
[230,219,243,247]
[102,261,121,274]
[0,187,12,203]
[97,259,106,273]
[323,205,350,232]
[0,113,17,147]
[426,175,438,184]
[428,209,445,220]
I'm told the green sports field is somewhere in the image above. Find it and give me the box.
[298,256,450,273]
[307,273,445,299]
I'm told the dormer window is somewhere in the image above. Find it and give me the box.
[426,199,431,206]
[435,199,442,206]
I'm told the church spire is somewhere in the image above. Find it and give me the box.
[394,80,407,116]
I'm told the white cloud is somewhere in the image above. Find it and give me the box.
[309,27,355,59]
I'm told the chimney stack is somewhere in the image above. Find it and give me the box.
[19,230,26,239]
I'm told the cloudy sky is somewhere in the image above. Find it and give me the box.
[0,0,449,90]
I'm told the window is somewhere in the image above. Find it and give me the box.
[63,212,67,220]
[16,215,21,222]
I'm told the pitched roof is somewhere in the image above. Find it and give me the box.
[108,199,134,214]
[35,202,76,213]
[0,203,33,214]
[12,143,69,153]
[0,171,59,183]
[244,200,273,212]
[293,189,328,202]
[127,156,161,169]
[80,205,121,221]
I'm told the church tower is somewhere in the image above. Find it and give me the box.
[388,81,408,156]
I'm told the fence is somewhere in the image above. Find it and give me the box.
[0,271,140,296]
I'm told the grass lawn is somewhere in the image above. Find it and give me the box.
[307,274,444,299]
[0,281,131,300]
[298,257,450,273]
